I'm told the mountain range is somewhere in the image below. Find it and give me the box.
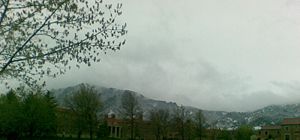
[52,83,300,129]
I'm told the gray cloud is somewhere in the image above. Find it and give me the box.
[42,0,300,111]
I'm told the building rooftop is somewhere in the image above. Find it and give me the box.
[261,125,281,130]
[282,118,300,125]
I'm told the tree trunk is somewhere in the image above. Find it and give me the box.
[199,128,202,140]
[131,115,134,140]
[90,127,93,140]
[131,121,134,140]
[89,120,93,140]
[77,130,82,139]
[7,132,18,140]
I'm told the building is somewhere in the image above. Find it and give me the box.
[105,114,123,138]
[257,118,300,140]
[256,125,281,140]
[104,113,156,140]
[281,118,300,140]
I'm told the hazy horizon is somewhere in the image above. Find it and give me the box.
[11,0,300,112]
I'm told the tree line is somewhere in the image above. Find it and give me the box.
[0,84,254,140]
[0,87,56,140]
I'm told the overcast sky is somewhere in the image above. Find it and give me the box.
[46,0,300,112]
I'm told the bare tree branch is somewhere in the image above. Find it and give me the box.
[0,0,5,8]
[0,0,127,86]
[10,21,124,64]
[0,0,9,26]
[7,2,46,10]
[0,8,58,74]
[0,9,40,35]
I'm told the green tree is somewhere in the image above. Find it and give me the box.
[217,130,231,140]
[0,90,22,140]
[0,0,127,86]
[64,84,102,140]
[174,106,187,140]
[149,109,170,140]
[21,89,57,137]
[170,106,202,140]
[97,121,110,139]
[195,110,205,140]
[185,119,195,140]
[121,90,141,140]
[0,87,57,139]
[235,125,253,140]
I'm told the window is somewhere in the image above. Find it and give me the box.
[108,126,112,136]
[116,127,119,137]
[112,126,115,134]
